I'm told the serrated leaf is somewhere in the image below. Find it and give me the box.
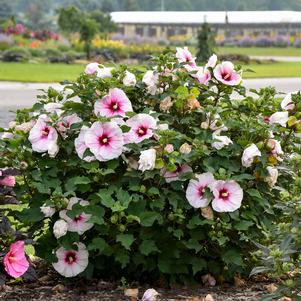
[139,240,159,256]
[116,234,135,250]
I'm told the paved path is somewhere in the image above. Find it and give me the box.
[1,79,301,128]
[250,55,301,62]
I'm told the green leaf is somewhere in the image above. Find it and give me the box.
[65,176,91,192]
[184,239,203,253]
[222,249,244,266]
[88,238,110,253]
[138,211,162,227]
[97,189,115,208]
[18,207,44,223]
[115,250,130,268]
[247,188,262,200]
[116,234,135,250]
[139,240,159,256]
[190,258,207,275]
[234,220,254,231]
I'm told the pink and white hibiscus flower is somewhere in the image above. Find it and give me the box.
[0,176,16,187]
[212,133,233,150]
[57,114,82,138]
[74,126,96,162]
[193,67,211,85]
[29,119,59,157]
[213,61,242,86]
[269,111,288,127]
[84,122,124,161]
[186,172,215,208]
[281,91,299,111]
[97,67,113,78]
[211,180,243,212]
[3,241,29,278]
[94,88,133,118]
[176,47,197,71]
[125,114,157,144]
[267,139,283,161]
[163,164,192,183]
[52,242,89,278]
[44,103,64,116]
[142,70,159,95]
[84,62,99,75]
[123,70,136,87]
[205,54,218,69]
[59,197,93,235]
[241,143,261,168]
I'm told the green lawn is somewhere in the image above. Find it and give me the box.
[243,62,301,78]
[218,46,301,57]
[0,62,84,83]
[0,61,301,82]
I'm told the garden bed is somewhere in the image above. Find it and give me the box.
[0,271,269,301]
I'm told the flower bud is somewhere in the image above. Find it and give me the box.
[164,144,174,154]
[179,143,192,154]
[53,219,68,239]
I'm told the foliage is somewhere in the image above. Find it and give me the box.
[196,22,216,63]
[251,107,301,300]
[0,48,299,283]
[2,46,31,62]
[58,6,115,59]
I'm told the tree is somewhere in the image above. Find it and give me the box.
[101,0,114,13]
[0,0,13,23]
[79,17,98,59]
[90,11,117,39]
[57,6,81,35]
[196,22,216,63]
[123,0,139,11]
[58,7,116,59]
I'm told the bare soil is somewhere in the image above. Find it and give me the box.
[0,269,270,301]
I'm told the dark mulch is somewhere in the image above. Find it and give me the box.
[0,268,270,301]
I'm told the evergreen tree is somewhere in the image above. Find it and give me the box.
[196,22,216,63]
[122,0,139,11]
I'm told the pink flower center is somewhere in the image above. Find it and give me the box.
[73,214,84,222]
[137,126,147,137]
[110,101,119,111]
[64,251,77,265]
[41,127,50,138]
[221,72,231,80]
[99,134,110,146]
[219,188,230,201]
[198,186,206,197]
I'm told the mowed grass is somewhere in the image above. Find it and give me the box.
[243,62,301,78]
[218,46,301,57]
[0,61,301,82]
[0,62,84,83]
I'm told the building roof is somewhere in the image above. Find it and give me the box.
[111,11,301,25]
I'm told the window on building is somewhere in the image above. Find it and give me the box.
[167,28,175,37]
[136,27,144,36]
[179,28,187,35]
[148,27,157,37]
[118,26,125,35]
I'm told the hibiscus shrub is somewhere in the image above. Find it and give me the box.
[1,47,299,283]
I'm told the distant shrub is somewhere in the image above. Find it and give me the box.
[2,47,31,62]
[219,53,250,64]
[64,50,78,64]
[45,48,65,63]
[28,48,45,58]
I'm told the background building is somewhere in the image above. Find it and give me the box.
[111,11,301,41]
